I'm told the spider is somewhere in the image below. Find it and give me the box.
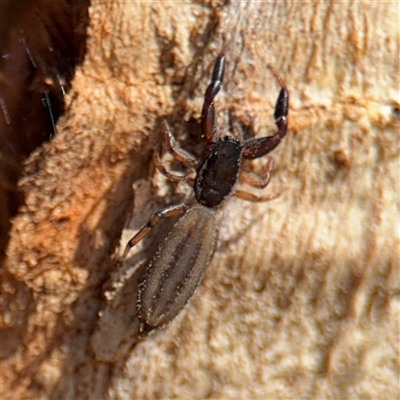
[123,49,289,336]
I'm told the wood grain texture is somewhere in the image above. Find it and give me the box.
[2,1,399,398]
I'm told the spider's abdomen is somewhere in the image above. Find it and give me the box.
[194,137,242,208]
[137,205,217,334]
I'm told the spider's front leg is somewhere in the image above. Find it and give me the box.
[242,65,289,160]
[201,49,227,145]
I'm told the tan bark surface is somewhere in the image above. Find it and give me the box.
[2,1,399,398]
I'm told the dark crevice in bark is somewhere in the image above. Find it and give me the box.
[0,0,90,263]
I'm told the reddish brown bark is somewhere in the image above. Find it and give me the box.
[1,1,399,398]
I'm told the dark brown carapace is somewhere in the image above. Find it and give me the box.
[123,50,289,336]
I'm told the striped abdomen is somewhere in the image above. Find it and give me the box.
[137,205,218,335]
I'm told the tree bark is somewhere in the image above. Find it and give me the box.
[2,1,399,398]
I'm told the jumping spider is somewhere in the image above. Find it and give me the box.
[123,50,289,335]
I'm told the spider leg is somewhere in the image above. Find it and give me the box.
[122,203,188,258]
[240,157,274,189]
[242,65,289,160]
[161,120,198,167]
[233,190,279,203]
[153,145,195,185]
[235,158,278,202]
[201,49,227,146]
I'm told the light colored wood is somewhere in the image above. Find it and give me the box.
[3,1,399,398]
